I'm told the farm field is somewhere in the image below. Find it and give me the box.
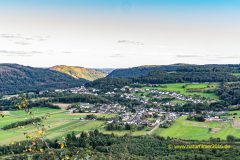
[153,116,240,140]
[143,83,219,99]
[0,107,112,145]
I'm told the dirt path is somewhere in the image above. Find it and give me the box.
[148,119,164,135]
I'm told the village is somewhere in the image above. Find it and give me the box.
[15,84,229,130]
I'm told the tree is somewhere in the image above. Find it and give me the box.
[226,135,236,142]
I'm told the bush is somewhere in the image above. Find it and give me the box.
[226,135,236,142]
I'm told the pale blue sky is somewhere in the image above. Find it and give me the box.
[1,0,240,6]
[0,0,239,68]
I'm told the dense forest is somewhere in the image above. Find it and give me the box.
[108,64,182,78]
[133,71,238,84]
[217,82,240,105]
[1,130,240,160]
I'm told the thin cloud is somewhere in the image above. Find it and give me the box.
[176,54,202,58]
[215,56,240,59]
[0,34,50,44]
[14,41,31,45]
[0,50,44,57]
[109,53,125,58]
[62,51,72,54]
[0,34,22,39]
[39,38,48,41]
[118,40,144,46]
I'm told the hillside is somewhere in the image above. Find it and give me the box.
[107,65,184,78]
[0,64,87,94]
[89,64,240,91]
[50,65,107,81]
[108,64,240,78]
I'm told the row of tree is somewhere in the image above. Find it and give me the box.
[106,122,144,131]
[52,94,110,104]
[2,117,41,130]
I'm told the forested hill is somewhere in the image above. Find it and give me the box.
[108,65,182,78]
[108,64,240,78]
[50,65,107,81]
[88,64,240,91]
[0,64,87,94]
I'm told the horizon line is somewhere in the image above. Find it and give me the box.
[1,62,240,69]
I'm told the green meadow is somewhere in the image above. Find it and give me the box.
[232,73,240,77]
[153,116,240,140]
[144,83,219,99]
[0,108,114,145]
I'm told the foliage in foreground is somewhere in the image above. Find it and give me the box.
[1,130,240,160]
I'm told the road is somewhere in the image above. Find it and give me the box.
[148,119,166,135]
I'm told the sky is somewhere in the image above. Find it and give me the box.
[0,0,240,68]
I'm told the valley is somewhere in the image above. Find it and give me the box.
[1,64,240,159]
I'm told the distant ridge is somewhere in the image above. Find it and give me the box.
[108,64,182,78]
[91,68,115,74]
[107,64,235,78]
[50,65,107,81]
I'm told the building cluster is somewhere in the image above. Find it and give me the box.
[203,111,229,122]
[109,107,179,127]
[36,85,215,128]
[38,86,98,95]
[69,103,126,114]
[146,89,204,104]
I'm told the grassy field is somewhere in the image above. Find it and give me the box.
[0,108,113,145]
[232,73,240,77]
[144,83,219,99]
[153,116,240,140]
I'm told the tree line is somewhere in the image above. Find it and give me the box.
[2,117,41,130]
[106,122,144,131]
[52,94,110,104]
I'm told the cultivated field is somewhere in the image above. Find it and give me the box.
[0,108,114,145]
